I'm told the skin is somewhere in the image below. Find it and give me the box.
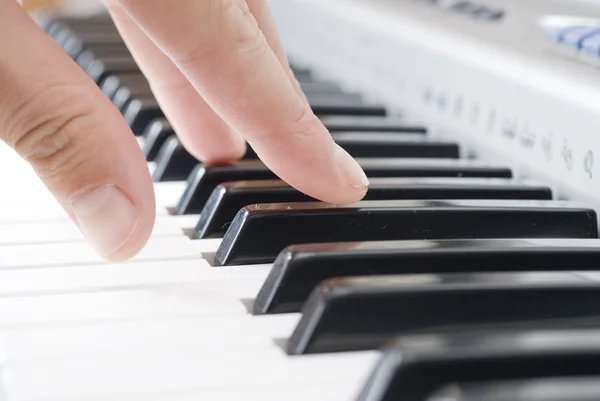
[0,0,369,261]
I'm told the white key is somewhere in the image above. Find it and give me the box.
[0,214,200,245]
[0,182,187,223]
[0,259,270,296]
[0,237,202,269]
[0,314,298,360]
[0,285,253,327]
[2,348,378,400]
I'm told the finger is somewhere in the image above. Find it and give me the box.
[0,0,155,260]
[245,0,308,104]
[104,2,246,165]
[114,0,369,204]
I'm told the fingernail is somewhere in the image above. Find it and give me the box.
[70,184,140,258]
[335,144,369,191]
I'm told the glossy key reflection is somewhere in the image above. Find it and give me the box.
[254,238,600,315]
[356,329,600,401]
[214,199,598,266]
[152,136,199,182]
[432,377,600,401]
[195,178,553,239]
[286,272,600,355]
[176,159,515,215]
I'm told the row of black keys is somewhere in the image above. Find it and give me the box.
[39,13,600,401]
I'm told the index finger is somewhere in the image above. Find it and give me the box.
[113,0,369,204]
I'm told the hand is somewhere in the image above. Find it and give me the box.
[0,0,369,261]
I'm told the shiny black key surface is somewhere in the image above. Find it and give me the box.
[286,272,600,355]
[356,329,600,401]
[152,136,198,182]
[100,73,149,100]
[176,159,515,215]
[320,115,427,133]
[142,119,175,161]
[434,378,600,401]
[196,178,553,239]
[330,133,459,158]
[86,56,141,84]
[123,96,164,136]
[311,101,386,116]
[214,199,598,265]
[254,238,600,315]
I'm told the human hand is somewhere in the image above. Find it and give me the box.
[0,0,369,261]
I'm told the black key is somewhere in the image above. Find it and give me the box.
[86,56,141,84]
[142,118,175,161]
[196,178,553,239]
[77,43,131,60]
[320,115,427,133]
[330,133,459,158]
[286,272,600,354]
[152,136,199,182]
[123,96,164,136]
[356,329,600,401]
[311,100,386,117]
[435,377,600,401]
[175,159,515,215]
[113,86,135,112]
[214,199,598,266]
[255,237,600,315]
[100,73,150,100]
[239,132,443,160]
[299,81,345,95]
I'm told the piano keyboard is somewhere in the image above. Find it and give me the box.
[2,1,600,400]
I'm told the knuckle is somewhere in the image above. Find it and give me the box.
[9,84,94,182]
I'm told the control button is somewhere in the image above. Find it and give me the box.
[581,32,600,55]
[561,26,600,48]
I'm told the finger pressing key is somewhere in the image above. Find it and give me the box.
[105,0,370,204]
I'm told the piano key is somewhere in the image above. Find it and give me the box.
[215,199,598,266]
[434,377,600,401]
[195,178,553,239]
[142,118,175,161]
[0,236,201,269]
[2,348,377,400]
[86,56,141,84]
[0,286,250,327]
[113,84,136,112]
[330,132,460,158]
[254,237,600,315]
[100,72,149,100]
[0,258,269,296]
[311,100,387,116]
[355,329,600,401]
[440,376,600,401]
[0,213,198,245]
[176,159,515,215]
[320,115,427,133]
[299,81,345,94]
[0,314,297,360]
[152,136,199,182]
[286,272,600,355]
[0,181,187,222]
[123,95,164,136]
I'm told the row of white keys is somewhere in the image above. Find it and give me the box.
[0,256,377,400]
[0,144,380,400]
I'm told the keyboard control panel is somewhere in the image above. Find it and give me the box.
[268,0,600,210]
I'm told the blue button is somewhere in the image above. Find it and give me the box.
[562,26,600,48]
[552,25,590,42]
[581,32,600,55]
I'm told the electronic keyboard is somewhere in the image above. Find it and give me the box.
[2,0,600,399]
